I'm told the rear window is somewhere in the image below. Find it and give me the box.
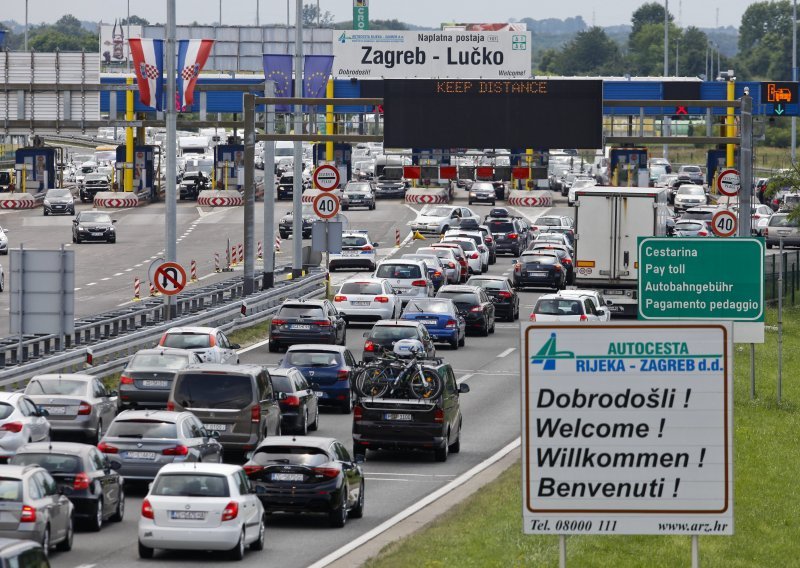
[173,374,254,409]
[370,326,420,341]
[25,379,87,396]
[436,291,479,305]
[375,264,422,279]
[250,445,329,466]
[342,236,368,247]
[769,215,798,227]
[488,221,514,233]
[270,375,293,393]
[10,453,82,474]
[536,217,561,226]
[152,474,230,497]
[523,255,558,264]
[277,305,325,319]
[0,403,13,420]
[535,298,583,315]
[468,279,505,290]
[339,282,382,295]
[448,240,476,251]
[129,353,189,370]
[676,222,703,231]
[404,300,452,314]
[681,166,701,173]
[285,351,341,367]
[162,333,211,349]
[680,210,714,221]
[106,419,178,439]
[0,479,22,501]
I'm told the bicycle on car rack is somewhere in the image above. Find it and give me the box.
[354,348,443,400]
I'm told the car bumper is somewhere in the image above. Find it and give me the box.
[427,328,459,342]
[338,306,395,321]
[469,194,495,202]
[255,485,340,513]
[514,276,561,289]
[48,414,97,434]
[117,458,189,481]
[269,331,338,347]
[494,243,521,254]
[353,432,447,451]
[329,257,375,269]
[310,386,351,406]
[0,526,44,543]
[343,200,373,208]
[138,520,242,551]
[70,495,104,519]
[76,231,114,241]
[119,386,171,409]
[375,189,405,198]
[44,205,74,214]
[409,224,442,234]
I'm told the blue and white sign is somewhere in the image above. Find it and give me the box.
[521,322,733,535]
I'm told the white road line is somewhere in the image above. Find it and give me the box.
[101,277,111,281]
[307,438,522,568]
[74,288,81,291]
[509,204,553,222]
[86,282,96,286]
[113,272,124,276]
[457,373,474,385]
[73,564,97,568]
[238,337,271,354]
[367,472,456,478]
[383,230,415,260]
[134,263,143,267]
[497,347,516,358]
[125,268,133,272]
[404,203,420,215]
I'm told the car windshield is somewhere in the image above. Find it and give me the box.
[285,351,341,367]
[375,264,422,279]
[173,374,253,409]
[162,333,211,349]
[10,453,82,474]
[404,300,452,314]
[436,291,479,305]
[46,189,71,199]
[535,298,583,315]
[769,215,798,227]
[249,446,329,466]
[488,220,515,233]
[0,404,13,420]
[370,326,420,341]
[25,379,88,396]
[471,183,494,190]
[678,186,705,196]
[129,353,189,370]
[468,279,505,290]
[106,419,177,439]
[0,479,22,501]
[152,474,230,497]
[80,213,111,223]
[277,305,325,318]
[681,166,701,173]
[342,236,368,247]
[346,184,371,193]
[339,282,382,295]
[421,206,453,217]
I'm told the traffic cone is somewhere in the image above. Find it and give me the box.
[132,277,141,302]
[149,281,159,297]
[275,234,282,252]
[413,230,426,240]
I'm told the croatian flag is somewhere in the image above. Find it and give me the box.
[177,39,214,111]
[128,39,164,110]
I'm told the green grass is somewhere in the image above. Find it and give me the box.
[227,321,271,348]
[365,307,800,568]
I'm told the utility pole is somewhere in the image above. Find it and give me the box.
[793,0,797,164]
[292,0,304,278]
[663,0,669,162]
[165,0,177,317]
[24,0,29,51]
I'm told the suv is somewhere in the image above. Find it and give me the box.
[486,217,530,256]
[277,345,358,413]
[677,165,704,186]
[328,230,378,272]
[352,361,469,462]
[178,171,208,200]
[279,205,314,239]
[159,327,239,364]
[341,181,376,210]
[374,260,433,304]
[269,299,347,352]
[80,172,110,202]
[409,206,481,235]
[362,320,436,362]
[168,364,283,454]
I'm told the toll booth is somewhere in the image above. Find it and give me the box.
[609,147,649,187]
[214,144,245,191]
[706,149,727,188]
[314,143,351,182]
[511,149,549,189]
[115,145,156,196]
[15,147,57,193]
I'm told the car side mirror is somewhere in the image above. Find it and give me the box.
[230,343,241,349]
[107,458,123,471]
[112,219,117,224]
[606,300,613,306]
[354,453,366,464]
[37,406,49,417]
[58,486,66,495]
[108,390,118,397]
[277,392,287,401]
[210,430,221,439]
[72,219,78,224]
[373,243,380,247]
[459,383,471,394]
[511,259,517,265]
[363,331,369,337]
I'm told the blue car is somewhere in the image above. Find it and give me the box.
[277,345,358,414]
[401,298,466,349]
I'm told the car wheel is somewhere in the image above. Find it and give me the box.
[434,438,449,462]
[110,487,125,522]
[89,498,103,532]
[268,340,279,353]
[93,420,103,445]
[250,515,266,551]
[489,318,495,334]
[138,539,155,559]
[41,525,50,557]
[458,334,465,347]
[482,263,488,273]
[328,490,348,528]
[341,392,353,415]
[449,424,462,454]
[299,410,308,435]
[468,200,473,205]
[450,337,459,350]
[76,235,82,244]
[350,480,365,519]
[279,231,288,240]
[480,318,490,337]
[228,528,246,560]
[0,275,4,292]
[43,209,49,216]
[309,406,320,431]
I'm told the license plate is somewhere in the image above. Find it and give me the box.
[291,324,311,330]
[204,423,226,431]
[351,301,370,306]
[271,473,304,482]
[528,271,547,277]
[142,380,169,388]
[169,510,207,520]
[91,232,103,236]
[384,413,413,421]
[314,390,326,398]
[343,251,360,256]
[420,319,438,325]
[126,451,156,460]
[45,406,66,415]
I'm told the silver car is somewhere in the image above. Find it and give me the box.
[0,465,73,555]
[765,213,800,249]
[159,326,240,364]
[119,348,202,410]
[25,374,118,444]
[0,394,50,461]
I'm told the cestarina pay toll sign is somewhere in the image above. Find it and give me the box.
[521,322,733,535]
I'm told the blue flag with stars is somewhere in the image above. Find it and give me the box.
[262,54,293,112]
[302,55,334,113]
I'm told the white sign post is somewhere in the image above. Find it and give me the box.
[521,322,733,560]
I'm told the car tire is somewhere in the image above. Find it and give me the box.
[489,318,495,333]
[458,334,465,347]
[43,209,49,216]
[434,439,449,462]
[93,420,103,445]
[0,275,4,292]
[328,491,348,528]
[482,263,488,272]
[268,340,279,353]
[41,525,50,557]
[341,392,353,415]
[299,410,308,435]
[279,231,288,240]
[110,487,125,522]
[449,424,462,454]
[229,529,246,561]
[89,498,103,532]
[468,200,473,205]
[309,406,320,431]
[250,515,266,551]
[57,515,74,551]
[480,318,490,337]
[450,337,459,350]
[350,480,365,519]
[76,235,82,244]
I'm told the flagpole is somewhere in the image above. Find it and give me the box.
[291,0,304,279]
[165,0,177,317]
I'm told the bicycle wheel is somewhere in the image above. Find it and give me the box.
[409,369,443,400]
[356,366,391,398]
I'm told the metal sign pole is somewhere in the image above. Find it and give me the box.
[738,95,753,237]
[778,237,784,404]
[325,219,330,298]
[750,343,756,400]
[559,535,567,568]
[165,0,177,319]
[291,0,304,279]
[243,92,256,294]
[263,81,276,289]
[692,535,700,568]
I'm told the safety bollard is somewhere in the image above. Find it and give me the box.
[257,241,263,260]
[275,234,282,252]
[395,229,400,247]
[190,260,198,282]
[133,277,141,301]
[214,252,221,273]
[231,245,238,266]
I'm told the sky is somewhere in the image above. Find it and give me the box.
[3,0,752,29]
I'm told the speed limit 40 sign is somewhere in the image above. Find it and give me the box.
[711,209,738,237]
[313,192,340,219]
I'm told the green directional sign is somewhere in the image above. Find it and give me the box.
[638,237,764,321]
[353,6,369,30]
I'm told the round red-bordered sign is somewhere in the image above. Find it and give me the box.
[153,262,187,296]
[312,192,340,219]
[711,209,738,237]
[716,168,741,197]
[313,164,340,192]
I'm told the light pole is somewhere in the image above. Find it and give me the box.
[24,0,28,51]
[792,0,797,164]
[663,0,669,162]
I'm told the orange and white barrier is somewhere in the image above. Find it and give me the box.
[190,260,198,282]
[133,277,141,301]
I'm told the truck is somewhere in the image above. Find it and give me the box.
[572,186,669,316]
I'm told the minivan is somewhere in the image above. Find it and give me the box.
[168,364,283,455]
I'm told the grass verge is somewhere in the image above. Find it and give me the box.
[365,306,800,567]
[228,320,271,349]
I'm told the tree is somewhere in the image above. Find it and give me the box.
[121,15,150,26]
[52,15,84,36]
[766,163,800,222]
[677,26,709,77]
[302,3,334,27]
[627,3,678,76]
[736,0,793,80]
[541,27,624,76]
[631,2,672,37]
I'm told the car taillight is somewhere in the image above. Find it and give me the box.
[508,233,518,240]
[470,306,483,312]
[271,319,286,326]
[166,401,175,411]
[562,258,572,265]
[162,445,189,456]
[208,334,216,347]
[222,501,239,522]
[97,442,118,454]
[334,295,347,302]
[283,395,301,407]
[764,228,769,236]
[1,422,23,433]
[20,505,36,523]
[469,253,479,259]
[251,405,261,423]
[498,291,512,299]
[514,263,521,273]
[313,320,332,327]
[73,472,91,491]
[448,262,455,269]
[485,237,493,243]
[354,405,363,422]
[337,370,349,381]
[434,271,442,278]
[411,280,427,287]
[364,340,375,352]
[529,313,537,321]
[579,314,588,321]
[434,409,445,424]
[244,465,265,476]
[361,245,373,251]
[374,296,390,303]
[120,375,134,385]
[445,319,457,328]
[697,230,708,236]
[554,265,563,272]
[312,467,340,480]
[77,402,92,416]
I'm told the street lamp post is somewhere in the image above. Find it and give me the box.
[24,0,29,51]
[792,0,797,165]
[663,0,669,162]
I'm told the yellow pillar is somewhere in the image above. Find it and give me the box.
[224,161,229,191]
[726,81,735,167]
[526,149,533,190]
[326,78,334,161]
[125,77,134,192]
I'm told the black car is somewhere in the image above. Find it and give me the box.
[178,171,208,200]
[512,252,566,291]
[435,285,496,336]
[277,172,310,200]
[43,188,75,216]
[11,442,124,531]
[341,182,376,210]
[244,436,364,528]
[72,211,117,244]
[269,299,347,352]
[361,320,436,362]
[268,367,320,435]
[279,204,314,239]
[486,217,529,256]
[374,175,407,198]
[466,275,519,321]
[468,181,496,206]
[527,245,575,285]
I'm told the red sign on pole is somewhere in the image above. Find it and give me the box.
[313,164,341,191]
[153,262,187,296]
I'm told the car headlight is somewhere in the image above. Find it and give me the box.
[43,200,50,206]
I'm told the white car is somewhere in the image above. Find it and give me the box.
[557,289,611,321]
[374,260,433,304]
[408,205,481,235]
[333,278,402,322]
[417,247,460,284]
[0,393,51,460]
[158,327,240,364]
[531,215,573,235]
[0,225,8,255]
[673,184,708,212]
[328,230,378,272]
[443,230,491,271]
[443,236,486,274]
[568,178,596,206]
[529,294,604,322]
[138,463,265,560]
[533,233,574,255]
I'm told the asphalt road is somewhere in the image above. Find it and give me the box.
[45,194,566,568]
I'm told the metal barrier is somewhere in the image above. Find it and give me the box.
[0,270,326,389]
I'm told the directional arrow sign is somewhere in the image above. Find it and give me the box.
[775,103,785,116]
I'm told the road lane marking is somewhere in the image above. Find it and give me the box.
[497,347,516,358]
[125,268,133,272]
[307,437,522,568]
[101,277,110,281]
[457,373,474,385]
[113,272,123,276]
[367,472,456,478]
[86,282,96,286]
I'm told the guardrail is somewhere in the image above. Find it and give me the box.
[0,270,326,389]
